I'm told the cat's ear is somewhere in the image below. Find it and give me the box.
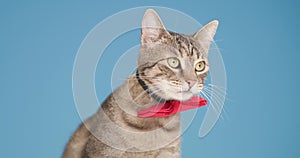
[141,9,169,44]
[193,20,219,51]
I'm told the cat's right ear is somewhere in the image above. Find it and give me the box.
[193,20,219,52]
[141,9,169,44]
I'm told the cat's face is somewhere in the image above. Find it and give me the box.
[138,9,218,101]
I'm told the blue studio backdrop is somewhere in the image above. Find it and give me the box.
[0,0,299,158]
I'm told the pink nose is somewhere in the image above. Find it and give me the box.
[186,80,197,88]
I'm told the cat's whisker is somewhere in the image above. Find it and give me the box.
[202,91,224,115]
[200,90,220,115]
[202,88,228,120]
[202,88,224,105]
[205,84,233,102]
[203,87,226,101]
[203,89,226,102]
[202,88,225,108]
[201,89,225,120]
[205,86,226,95]
[203,85,228,102]
[202,88,221,102]
[200,91,223,120]
[201,90,222,116]
[207,84,227,93]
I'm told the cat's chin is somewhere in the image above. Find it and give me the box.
[169,91,194,101]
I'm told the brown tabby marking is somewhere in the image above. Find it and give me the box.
[63,8,218,158]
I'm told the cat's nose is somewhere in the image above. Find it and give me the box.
[186,80,197,88]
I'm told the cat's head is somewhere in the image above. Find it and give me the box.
[137,9,218,101]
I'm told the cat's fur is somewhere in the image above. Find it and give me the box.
[63,9,218,158]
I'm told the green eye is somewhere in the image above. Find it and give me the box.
[195,61,206,72]
[167,58,180,68]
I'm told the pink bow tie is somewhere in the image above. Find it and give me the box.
[137,96,207,118]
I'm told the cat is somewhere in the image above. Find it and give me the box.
[63,9,218,158]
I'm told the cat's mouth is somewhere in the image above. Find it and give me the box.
[177,84,200,94]
[175,92,194,101]
[172,85,203,101]
[177,89,192,93]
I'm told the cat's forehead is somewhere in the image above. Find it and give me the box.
[170,32,193,43]
[168,32,206,59]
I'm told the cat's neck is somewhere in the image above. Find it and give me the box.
[127,74,154,106]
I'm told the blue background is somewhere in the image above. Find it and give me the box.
[1,0,299,157]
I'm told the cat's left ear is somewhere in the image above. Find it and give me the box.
[141,9,170,44]
[193,20,219,51]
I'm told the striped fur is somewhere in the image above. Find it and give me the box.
[63,9,218,158]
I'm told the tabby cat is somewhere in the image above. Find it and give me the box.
[63,9,218,158]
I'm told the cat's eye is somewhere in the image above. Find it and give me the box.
[195,61,206,72]
[167,58,180,68]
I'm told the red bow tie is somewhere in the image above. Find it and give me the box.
[137,96,207,118]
